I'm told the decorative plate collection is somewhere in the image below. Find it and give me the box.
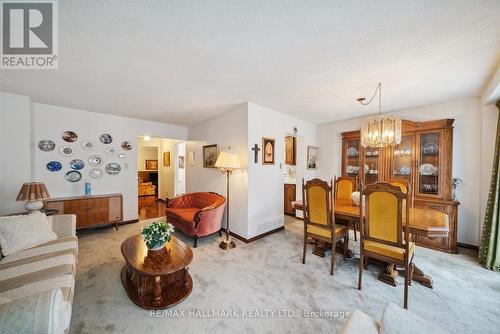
[38,131,132,182]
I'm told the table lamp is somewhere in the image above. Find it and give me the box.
[215,150,241,250]
[16,182,50,212]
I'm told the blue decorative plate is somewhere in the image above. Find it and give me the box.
[46,161,62,172]
[69,159,85,170]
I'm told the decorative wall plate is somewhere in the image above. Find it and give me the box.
[105,147,118,156]
[62,131,78,142]
[46,161,62,172]
[118,153,127,159]
[69,159,85,170]
[88,155,104,167]
[105,163,121,175]
[89,168,103,179]
[100,134,113,144]
[121,141,133,151]
[59,146,73,157]
[81,139,95,150]
[419,163,438,176]
[38,140,55,152]
[65,170,82,182]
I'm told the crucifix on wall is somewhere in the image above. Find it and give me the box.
[251,144,260,163]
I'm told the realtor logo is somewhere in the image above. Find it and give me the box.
[1,0,58,69]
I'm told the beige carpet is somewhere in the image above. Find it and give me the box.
[70,216,500,333]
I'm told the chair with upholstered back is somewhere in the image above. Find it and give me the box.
[358,182,415,309]
[302,178,349,275]
[387,178,413,212]
[334,176,358,241]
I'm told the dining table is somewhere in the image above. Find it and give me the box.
[292,199,450,289]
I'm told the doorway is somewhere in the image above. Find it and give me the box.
[137,136,186,220]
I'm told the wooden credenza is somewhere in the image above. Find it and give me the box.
[45,194,123,230]
[341,119,459,253]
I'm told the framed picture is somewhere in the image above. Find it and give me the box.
[145,159,158,170]
[178,156,185,169]
[163,152,170,166]
[262,137,275,165]
[203,144,218,168]
[307,146,318,170]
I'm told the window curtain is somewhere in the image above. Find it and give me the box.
[479,103,500,271]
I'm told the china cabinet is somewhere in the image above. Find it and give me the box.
[341,119,459,253]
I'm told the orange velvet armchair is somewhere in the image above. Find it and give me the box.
[165,192,226,248]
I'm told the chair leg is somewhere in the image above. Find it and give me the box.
[193,235,199,248]
[343,231,348,260]
[219,229,222,236]
[358,252,363,290]
[302,234,307,264]
[404,263,410,309]
[353,222,357,241]
[331,239,336,275]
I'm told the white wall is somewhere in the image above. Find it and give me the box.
[247,102,318,237]
[175,142,186,195]
[187,104,249,237]
[137,146,158,171]
[317,98,484,245]
[0,92,32,215]
[30,103,187,221]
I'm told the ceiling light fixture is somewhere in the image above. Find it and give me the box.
[357,83,401,148]
[143,135,151,142]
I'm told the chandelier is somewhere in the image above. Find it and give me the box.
[357,83,401,148]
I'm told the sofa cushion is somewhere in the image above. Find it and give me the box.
[0,212,57,257]
[0,288,65,334]
[166,207,199,223]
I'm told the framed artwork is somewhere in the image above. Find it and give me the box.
[163,152,170,166]
[145,159,158,170]
[203,144,218,168]
[262,137,275,165]
[307,146,318,170]
[178,156,185,169]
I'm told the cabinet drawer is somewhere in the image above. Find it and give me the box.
[414,202,446,212]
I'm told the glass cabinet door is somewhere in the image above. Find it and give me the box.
[417,132,441,197]
[363,147,381,186]
[345,139,360,182]
[391,134,414,183]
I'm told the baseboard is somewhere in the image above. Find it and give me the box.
[457,242,479,251]
[221,226,285,243]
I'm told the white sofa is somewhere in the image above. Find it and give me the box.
[0,214,77,333]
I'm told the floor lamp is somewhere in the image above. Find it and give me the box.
[215,150,241,250]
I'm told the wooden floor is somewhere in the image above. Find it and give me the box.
[138,195,166,220]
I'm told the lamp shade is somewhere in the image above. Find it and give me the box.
[215,150,241,169]
[16,182,50,201]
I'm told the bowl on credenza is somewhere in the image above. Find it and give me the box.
[351,191,365,207]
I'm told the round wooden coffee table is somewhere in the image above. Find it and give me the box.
[120,235,193,309]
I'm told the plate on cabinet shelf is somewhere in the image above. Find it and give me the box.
[419,163,438,176]
[65,170,82,182]
[346,165,359,174]
[400,166,411,176]
[347,147,359,157]
[421,184,438,193]
[422,143,438,155]
[38,140,55,152]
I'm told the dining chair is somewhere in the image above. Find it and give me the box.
[358,182,415,309]
[302,178,349,275]
[334,175,358,240]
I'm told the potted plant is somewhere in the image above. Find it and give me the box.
[140,218,175,251]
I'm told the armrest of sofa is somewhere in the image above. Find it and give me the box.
[340,310,380,334]
[47,214,76,238]
[0,288,65,334]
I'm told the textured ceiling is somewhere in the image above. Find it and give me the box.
[1,1,499,126]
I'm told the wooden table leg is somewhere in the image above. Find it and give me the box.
[378,263,398,287]
[152,276,162,307]
[312,239,353,258]
[410,264,433,288]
